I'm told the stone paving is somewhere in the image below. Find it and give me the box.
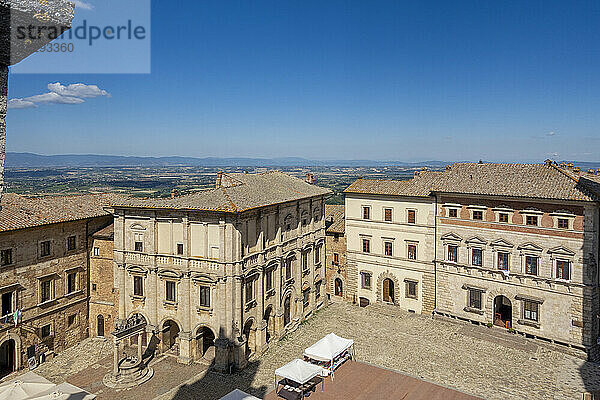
[30,302,600,399]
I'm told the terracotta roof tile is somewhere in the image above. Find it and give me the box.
[325,204,345,234]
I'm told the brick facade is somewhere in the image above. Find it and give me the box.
[89,225,118,339]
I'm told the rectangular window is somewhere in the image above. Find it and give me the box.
[523,300,539,322]
[66,271,77,294]
[384,208,393,222]
[92,283,97,291]
[67,314,77,327]
[134,241,143,252]
[362,238,371,253]
[285,259,292,280]
[245,279,254,303]
[558,218,569,229]
[407,210,416,224]
[384,241,393,256]
[407,244,417,260]
[332,253,339,265]
[199,285,210,307]
[362,206,370,220]
[40,241,51,257]
[497,252,509,270]
[361,272,371,289]
[165,281,176,302]
[499,213,509,223]
[302,251,308,271]
[0,249,12,266]
[526,215,539,226]
[449,208,458,218]
[405,281,417,299]
[177,243,184,255]
[447,245,458,262]
[1,292,13,317]
[556,260,571,280]
[314,246,321,264]
[315,281,321,299]
[133,276,144,297]
[266,269,273,292]
[303,288,310,308]
[93,247,100,256]
[468,289,482,310]
[40,279,52,303]
[525,256,539,275]
[67,235,76,251]
[472,248,483,267]
[41,324,51,339]
[472,210,483,220]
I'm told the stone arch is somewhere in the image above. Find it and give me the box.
[127,312,149,346]
[193,324,216,361]
[0,332,21,377]
[330,272,346,298]
[376,271,401,305]
[263,305,275,343]
[243,317,257,358]
[160,318,182,354]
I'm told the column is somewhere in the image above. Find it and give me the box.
[113,339,120,375]
[256,267,267,353]
[0,65,7,204]
[117,263,126,319]
[137,333,143,362]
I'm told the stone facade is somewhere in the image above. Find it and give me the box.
[0,215,111,379]
[109,172,329,371]
[89,225,118,339]
[324,205,350,302]
[344,192,436,314]
[434,194,600,357]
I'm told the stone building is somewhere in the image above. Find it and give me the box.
[342,161,600,359]
[108,171,330,371]
[343,171,440,313]
[0,193,114,379]
[324,205,349,302]
[433,161,600,359]
[89,224,118,339]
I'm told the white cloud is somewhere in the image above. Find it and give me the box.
[73,1,94,10]
[48,82,111,98]
[8,82,110,110]
[24,92,86,105]
[7,99,37,109]
[547,131,556,136]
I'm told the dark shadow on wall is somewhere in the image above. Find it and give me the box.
[578,277,600,397]
[170,360,268,400]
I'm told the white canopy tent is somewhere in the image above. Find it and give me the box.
[27,382,96,400]
[0,371,56,400]
[274,359,325,397]
[218,389,260,400]
[303,333,354,378]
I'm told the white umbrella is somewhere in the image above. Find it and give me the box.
[26,382,96,400]
[219,389,260,400]
[0,371,56,400]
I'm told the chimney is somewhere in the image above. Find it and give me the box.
[305,173,314,184]
[170,188,179,199]
[216,171,223,188]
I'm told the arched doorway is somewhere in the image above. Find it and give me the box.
[383,278,395,303]
[494,295,512,328]
[334,278,343,296]
[243,319,255,359]
[97,315,105,337]
[195,327,215,361]
[284,296,291,327]
[0,339,15,379]
[162,320,180,354]
[264,306,274,343]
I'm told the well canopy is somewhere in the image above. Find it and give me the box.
[303,333,354,362]
[275,359,324,385]
[219,389,260,400]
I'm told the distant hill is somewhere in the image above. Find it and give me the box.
[5,152,450,168]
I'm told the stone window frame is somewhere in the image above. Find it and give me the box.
[492,206,514,224]
[404,279,418,300]
[176,242,184,256]
[406,240,418,261]
[66,235,77,252]
[332,252,339,266]
[314,243,323,265]
[192,274,217,312]
[37,274,56,305]
[362,205,371,220]
[315,279,322,300]
[361,236,371,254]
[158,269,182,306]
[244,273,258,306]
[490,239,514,272]
[383,207,393,222]
[446,244,459,263]
[67,312,78,329]
[442,203,461,219]
[383,238,394,257]
[64,267,82,296]
[0,284,19,318]
[164,279,178,304]
[467,205,487,221]
[284,255,294,281]
[516,295,544,327]
[551,211,576,230]
[496,251,510,271]
[471,247,484,267]
[360,270,372,290]
[40,323,52,339]
[441,233,462,264]
[39,239,52,259]
[0,247,14,267]
[548,246,575,282]
[92,246,100,257]
[128,266,148,300]
[521,209,543,227]
[462,284,486,314]
[466,237,487,268]
[406,209,417,225]
[133,232,144,253]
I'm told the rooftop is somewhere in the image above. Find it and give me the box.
[91,223,114,240]
[0,193,122,233]
[325,204,345,234]
[344,161,600,202]
[111,171,332,213]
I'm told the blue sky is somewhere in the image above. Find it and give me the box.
[6,0,600,162]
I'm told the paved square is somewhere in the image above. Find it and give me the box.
[32,302,600,399]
